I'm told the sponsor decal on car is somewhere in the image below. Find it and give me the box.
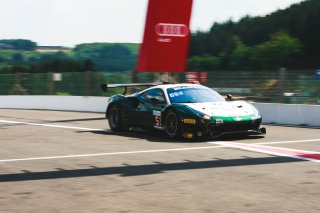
[183,119,196,124]
[154,116,161,127]
[153,110,162,128]
[153,110,161,116]
[216,118,224,124]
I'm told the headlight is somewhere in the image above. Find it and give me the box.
[252,113,261,120]
[203,114,211,120]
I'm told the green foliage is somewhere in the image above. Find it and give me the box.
[12,52,24,65]
[188,31,303,70]
[188,55,220,70]
[55,92,71,96]
[0,39,36,51]
[73,43,138,71]
[33,59,82,73]
[121,43,140,55]
[189,0,320,70]
[229,36,252,69]
[0,42,139,73]
[251,31,303,69]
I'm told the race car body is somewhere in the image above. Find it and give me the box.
[103,83,266,139]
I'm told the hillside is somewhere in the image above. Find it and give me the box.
[73,43,139,71]
[0,41,139,73]
[189,0,320,70]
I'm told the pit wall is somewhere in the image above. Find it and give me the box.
[0,96,108,113]
[0,96,319,127]
[253,103,320,127]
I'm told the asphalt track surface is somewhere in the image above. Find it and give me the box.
[0,109,320,213]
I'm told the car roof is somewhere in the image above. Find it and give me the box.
[144,83,206,91]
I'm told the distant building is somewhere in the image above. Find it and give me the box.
[36,46,71,53]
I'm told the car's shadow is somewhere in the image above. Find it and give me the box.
[77,129,265,143]
[78,129,188,143]
[0,156,301,182]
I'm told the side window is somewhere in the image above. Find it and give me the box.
[141,89,167,105]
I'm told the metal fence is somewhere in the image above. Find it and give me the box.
[202,69,320,104]
[0,70,319,104]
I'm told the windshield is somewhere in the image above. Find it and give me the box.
[167,86,226,103]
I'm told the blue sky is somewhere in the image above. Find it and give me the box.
[0,0,304,47]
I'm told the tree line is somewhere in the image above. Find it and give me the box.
[0,39,36,51]
[188,0,320,71]
[0,43,138,74]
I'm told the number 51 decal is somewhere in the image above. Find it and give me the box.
[153,110,162,128]
[154,116,161,127]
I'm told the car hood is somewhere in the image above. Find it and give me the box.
[184,101,257,117]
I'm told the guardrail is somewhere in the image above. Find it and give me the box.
[0,96,319,127]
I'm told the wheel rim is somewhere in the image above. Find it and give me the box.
[109,108,119,129]
[166,112,178,136]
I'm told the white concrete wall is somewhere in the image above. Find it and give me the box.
[0,96,108,113]
[253,103,320,127]
[0,96,319,127]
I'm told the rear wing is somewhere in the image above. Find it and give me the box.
[100,82,168,95]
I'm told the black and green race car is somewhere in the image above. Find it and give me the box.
[101,82,266,139]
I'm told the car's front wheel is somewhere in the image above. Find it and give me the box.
[108,105,123,131]
[165,110,181,138]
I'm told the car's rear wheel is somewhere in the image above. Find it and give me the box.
[108,105,122,131]
[165,110,181,138]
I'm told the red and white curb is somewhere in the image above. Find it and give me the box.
[212,142,320,162]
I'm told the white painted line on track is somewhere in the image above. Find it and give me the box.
[1,139,320,163]
[0,119,105,132]
[1,118,320,163]
[0,146,226,163]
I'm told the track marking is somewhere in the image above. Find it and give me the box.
[256,139,320,145]
[1,139,320,163]
[213,142,320,162]
[1,118,320,163]
[209,139,320,146]
[0,119,105,132]
[0,146,226,163]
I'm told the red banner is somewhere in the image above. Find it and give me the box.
[136,0,193,72]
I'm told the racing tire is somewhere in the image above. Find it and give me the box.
[165,110,181,138]
[108,105,123,131]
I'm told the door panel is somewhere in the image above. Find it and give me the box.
[134,89,167,128]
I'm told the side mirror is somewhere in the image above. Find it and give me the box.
[226,94,232,101]
[100,84,108,92]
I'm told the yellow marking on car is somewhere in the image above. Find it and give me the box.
[183,133,194,139]
[183,119,196,124]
